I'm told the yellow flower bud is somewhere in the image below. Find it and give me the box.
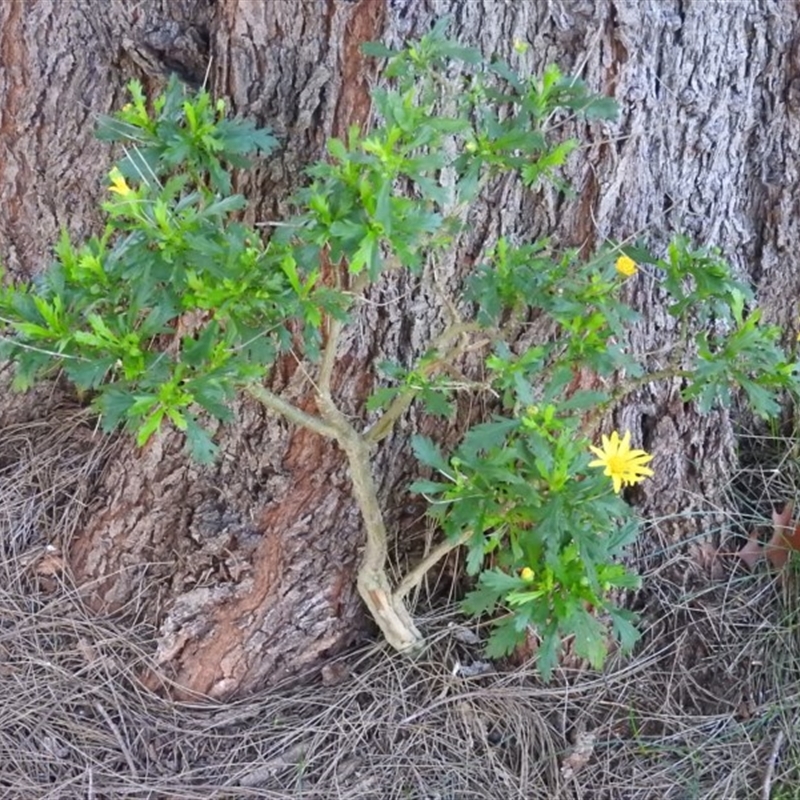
[615,255,638,277]
[108,168,133,198]
[520,567,535,582]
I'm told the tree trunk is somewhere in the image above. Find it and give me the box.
[1,0,798,699]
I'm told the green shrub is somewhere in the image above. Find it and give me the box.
[1,19,796,678]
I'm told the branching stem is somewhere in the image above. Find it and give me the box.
[245,383,340,439]
[248,379,424,652]
[365,321,490,443]
[583,365,691,437]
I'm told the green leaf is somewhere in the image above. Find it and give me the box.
[418,386,453,417]
[16,322,56,340]
[462,582,503,616]
[408,478,447,496]
[64,357,115,390]
[136,407,165,446]
[202,195,248,218]
[129,394,159,415]
[609,608,641,653]
[191,381,234,421]
[484,617,526,659]
[215,119,279,157]
[460,417,519,455]
[465,540,485,575]
[95,115,144,143]
[374,180,392,235]
[489,59,524,90]
[361,42,398,58]
[568,607,607,669]
[559,390,610,412]
[437,42,482,64]
[536,627,560,681]
[411,434,450,473]
[365,386,398,412]
[479,568,524,595]
[181,322,219,368]
[167,406,188,431]
[327,138,348,161]
[185,416,218,464]
[329,218,365,242]
[96,388,136,431]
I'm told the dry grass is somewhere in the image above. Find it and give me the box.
[2,413,800,799]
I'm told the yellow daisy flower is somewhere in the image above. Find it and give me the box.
[108,168,133,198]
[615,255,638,277]
[588,430,654,493]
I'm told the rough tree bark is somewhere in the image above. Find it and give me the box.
[1,0,798,699]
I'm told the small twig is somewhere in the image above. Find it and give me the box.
[394,530,470,602]
[318,272,369,397]
[762,727,785,800]
[582,365,689,438]
[365,322,490,444]
[318,313,344,398]
[245,383,340,441]
[329,406,423,652]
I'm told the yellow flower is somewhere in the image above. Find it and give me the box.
[108,168,133,198]
[615,255,638,277]
[520,567,535,582]
[588,430,654,493]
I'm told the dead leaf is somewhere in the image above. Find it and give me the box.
[77,637,97,665]
[738,502,800,573]
[766,502,800,570]
[738,528,764,569]
[691,540,726,579]
[34,549,65,576]
[561,730,596,779]
[320,662,350,686]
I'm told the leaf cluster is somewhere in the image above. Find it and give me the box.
[0,77,323,461]
[285,17,617,285]
[411,405,640,679]
[96,76,278,194]
[406,226,799,671]
[639,236,800,417]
